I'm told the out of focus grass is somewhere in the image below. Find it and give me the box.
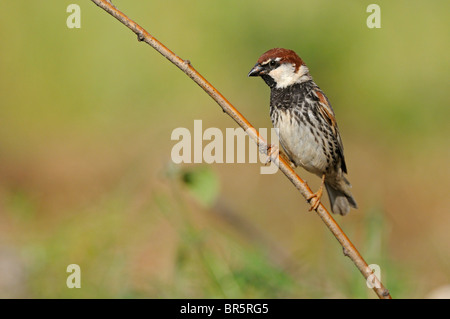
[0,1,448,298]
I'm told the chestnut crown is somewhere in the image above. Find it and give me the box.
[248,48,311,89]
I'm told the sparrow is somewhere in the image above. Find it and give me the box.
[248,48,357,215]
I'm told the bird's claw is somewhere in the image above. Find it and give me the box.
[260,144,296,168]
[266,144,279,165]
[307,174,325,211]
[258,143,278,165]
[307,191,323,211]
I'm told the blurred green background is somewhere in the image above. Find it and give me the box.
[0,0,449,298]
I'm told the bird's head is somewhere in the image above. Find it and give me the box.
[248,48,311,89]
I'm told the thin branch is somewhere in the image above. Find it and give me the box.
[90,0,392,299]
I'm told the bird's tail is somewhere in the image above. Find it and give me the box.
[325,179,357,216]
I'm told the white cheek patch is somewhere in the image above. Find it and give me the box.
[269,64,310,89]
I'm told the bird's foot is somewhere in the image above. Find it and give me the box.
[307,188,323,211]
[307,174,326,211]
[259,143,278,165]
[260,144,296,168]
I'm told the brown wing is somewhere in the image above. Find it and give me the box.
[313,89,347,174]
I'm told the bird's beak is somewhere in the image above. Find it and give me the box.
[248,63,264,77]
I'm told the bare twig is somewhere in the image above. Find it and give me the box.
[90,0,392,299]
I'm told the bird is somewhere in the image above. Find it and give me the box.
[248,48,357,215]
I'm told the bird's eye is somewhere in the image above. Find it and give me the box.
[269,60,277,67]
